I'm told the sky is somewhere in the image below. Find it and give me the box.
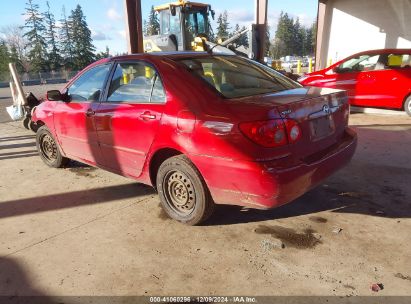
[0,0,318,55]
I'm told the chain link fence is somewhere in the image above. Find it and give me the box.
[0,69,79,87]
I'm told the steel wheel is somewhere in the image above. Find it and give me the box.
[157,155,215,225]
[39,133,58,162]
[404,96,411,116]
[36,126,69,168]
[163,170,195,215]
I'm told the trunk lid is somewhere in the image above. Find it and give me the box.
[224,87,350,163]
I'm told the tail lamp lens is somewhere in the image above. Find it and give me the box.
[239,119,301,148]
[285,120,302,143]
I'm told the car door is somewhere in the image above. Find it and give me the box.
[369,53,411,109]
[94,61,166,178]
[53,63,111,165]
[332,54,380,106]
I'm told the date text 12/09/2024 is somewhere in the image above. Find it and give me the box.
[149,296,257,303]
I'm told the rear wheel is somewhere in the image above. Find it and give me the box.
[157,155,214,225]
[405,96,411,116]
[36,126,69,168]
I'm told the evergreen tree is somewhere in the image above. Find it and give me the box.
[68,5,95,70]
[44,1,61,70]
[265,24,271,56]
[293,18,302,56]
[272,12,297,58]
[95,46,110,60]
[309,21,317,55]
[230,24,248,48]
[59,6,74,68]
[143,19,148,36]
[216,11,230,41]
[23,0,48,72]
[0,40,11,80]
[146,6,160,36]
[9,45,24,72]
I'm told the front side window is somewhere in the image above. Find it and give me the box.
[177,56,301,99]
[107,62,166,103]
[68,64,111,102]
[337,54,380,73]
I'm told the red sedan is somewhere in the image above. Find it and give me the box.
[299,49,411,116]
[32,52,357,225]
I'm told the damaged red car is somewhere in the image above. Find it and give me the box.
[32,52,357,225]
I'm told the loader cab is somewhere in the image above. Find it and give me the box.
[156,1,213,51]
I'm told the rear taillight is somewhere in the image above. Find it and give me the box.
[284,119,302,143]
[239,119,301,148]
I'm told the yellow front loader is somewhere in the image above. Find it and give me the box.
[144,0,214,52]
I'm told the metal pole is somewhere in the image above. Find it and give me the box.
[124,0,144,54]
[255,0,268,63]
[9,63,27,106]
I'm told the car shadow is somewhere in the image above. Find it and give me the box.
[206,177,407,226]
[0,142,37,150]
[0,257,57,302]
[0,183,156,219]
[0,135,36,142]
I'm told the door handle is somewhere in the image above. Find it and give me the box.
[86,109,95,117]
[139,112,156,121]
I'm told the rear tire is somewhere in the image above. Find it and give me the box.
[156,155,214,225]
[36,126,69,168]
[405,96,411,116]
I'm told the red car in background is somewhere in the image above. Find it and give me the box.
[32,53,357,225]
[299,49,411,116]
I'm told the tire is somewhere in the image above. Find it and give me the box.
[29,121,39,133]
[156,155,215,225]
[404,96,411,117]
[36,126,69,168]
[22,117,30,130]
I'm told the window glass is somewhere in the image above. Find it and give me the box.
[151,76,166,103]
[402,54,411,67]
[107,62,166,103]
[170,12,180,34]
[160,11,169,34]
[177,56,301,99]
[68,64,110,102]
[338,54,380,72]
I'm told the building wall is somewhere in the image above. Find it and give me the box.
[317,0,411,69]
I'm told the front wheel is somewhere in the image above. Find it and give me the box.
[156,155,214,225]
[404,96,411,116]
[36,126,69,168]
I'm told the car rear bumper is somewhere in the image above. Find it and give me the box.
[190,127,357,209]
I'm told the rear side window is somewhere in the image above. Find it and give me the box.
[177,56,300,99]
[68,64,111,102]
[107,62,166,103]
[387,53,411,68]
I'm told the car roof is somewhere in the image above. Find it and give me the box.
[351,48,411,57]
[88,52,215,69]
[109,51,214,61]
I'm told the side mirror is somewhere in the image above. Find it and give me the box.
[47,90,69,102]
[333,67,341,73]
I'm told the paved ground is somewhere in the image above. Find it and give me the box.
[0,85,410,297]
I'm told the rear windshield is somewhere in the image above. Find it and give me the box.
[176,55,301,98]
